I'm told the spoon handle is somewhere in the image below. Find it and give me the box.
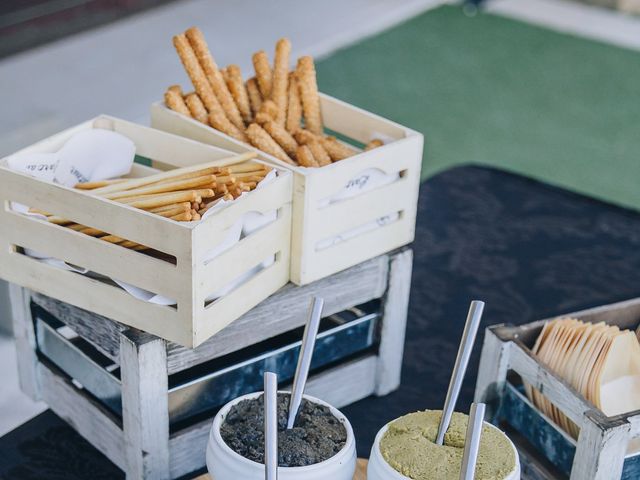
[264,372,279,480]
[460,403,486,480]
[436,300,484,445]
[287,296,324,429]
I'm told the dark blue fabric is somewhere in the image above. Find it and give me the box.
[2,166,640,477]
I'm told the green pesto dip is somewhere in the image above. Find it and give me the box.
[380,410,516,480]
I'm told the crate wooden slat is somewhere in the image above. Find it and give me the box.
[0,116,293,347]
[151,92,423,285]
[475,298,640,480]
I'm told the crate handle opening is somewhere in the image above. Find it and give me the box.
[315,210,403,252]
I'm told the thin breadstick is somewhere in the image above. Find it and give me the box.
[321,136,357,161]
[170,211,192,222]
[148,202,191,214]
[252,50,272,98]
[226,162,266,174]
[243,181,257,189]
[365,139,384,151]
[226,65,252,124]
[75,179,127,190]
[209,110,247,142]
[120,191,198,209]
[191,211,201,221]
[246,77,263,116]
[263,120,298,158]
[271,38,291,125]
[105,174,216,200]
[245,123,295,165]
[286,72,302,134]
[155,206,192,218]
[168,85,183,95]
[296,56,323,135]
[92,153,255,195]
[306,139,331,166]
[173,33,225,118]
[184,93,209,124]
[185,27,244,130]
[296,145,318,167]
[165,87,191,117]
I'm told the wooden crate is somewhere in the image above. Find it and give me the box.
[151,93,423,285]
[0,116,292,347]
[475,298,640,480]
[10,249,413,479]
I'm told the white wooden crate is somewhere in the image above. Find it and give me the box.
[0,116,292,347]
[151,93,423,285]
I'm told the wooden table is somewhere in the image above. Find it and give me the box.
[199,459,368,479]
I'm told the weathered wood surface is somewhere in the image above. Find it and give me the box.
[37,361,125,469]
[9,284,40,400]
[121,332,170,479]
[375,248,412,396]
[474,328,512,420]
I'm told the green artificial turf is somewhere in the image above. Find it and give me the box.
[316,5,640,210]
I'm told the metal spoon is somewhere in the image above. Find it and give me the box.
[436,300,485,445]
[287,296,324,429]
[459,403,486,480]
[264,372,279,480]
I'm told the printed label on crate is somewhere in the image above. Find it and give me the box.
[318,168,399,208]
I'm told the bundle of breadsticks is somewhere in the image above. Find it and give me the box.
[32,153,270,251]
[166,27,384,168]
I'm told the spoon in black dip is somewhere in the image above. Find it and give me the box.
[287,296,324,429]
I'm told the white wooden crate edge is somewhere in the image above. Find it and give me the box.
[0,115,293,347]
[151,92,424,285]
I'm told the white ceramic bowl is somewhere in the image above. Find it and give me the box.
[368,421,521,480]
[207,392,357,480]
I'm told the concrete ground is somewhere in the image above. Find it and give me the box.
[1,0,639,437]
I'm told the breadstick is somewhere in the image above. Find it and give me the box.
[148,202,191,214]
[306,139,331,166]
[226,65,252,124]
[321,136,357,161]
[75,179,127,190]
[168,85,183,95]
[209,110,247,142]
[294,129,319,145]
[226,162,266,174]
[246,77,263,116]
[252,50,272,98]
[165,87,192,117]
[170,211,193,222]
[272,38,291,125]
[263,121,298,158]
[105,174,216,200]
[286,72,302,133]
[191,211,201,221]
[184,93,209,124]
[296,56,323,135]
[245,123,295,165]
[173,33,225,118]
[258,100,278,121]
[365,139,384,151]
[296,145,318,167]
[155,206,192,218]
[185,27,244,131]
[120,191,198,210]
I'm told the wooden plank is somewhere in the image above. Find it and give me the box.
[475,328,512,420]
[169,355,378,479]
[508,341,595,426]
[30,290,123,362]
[120,332,170,479]
[37,361,125,469]
[571,411,629,480]
[375,249,412,395]
[166,254,388,374]
[8,284,40,400]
